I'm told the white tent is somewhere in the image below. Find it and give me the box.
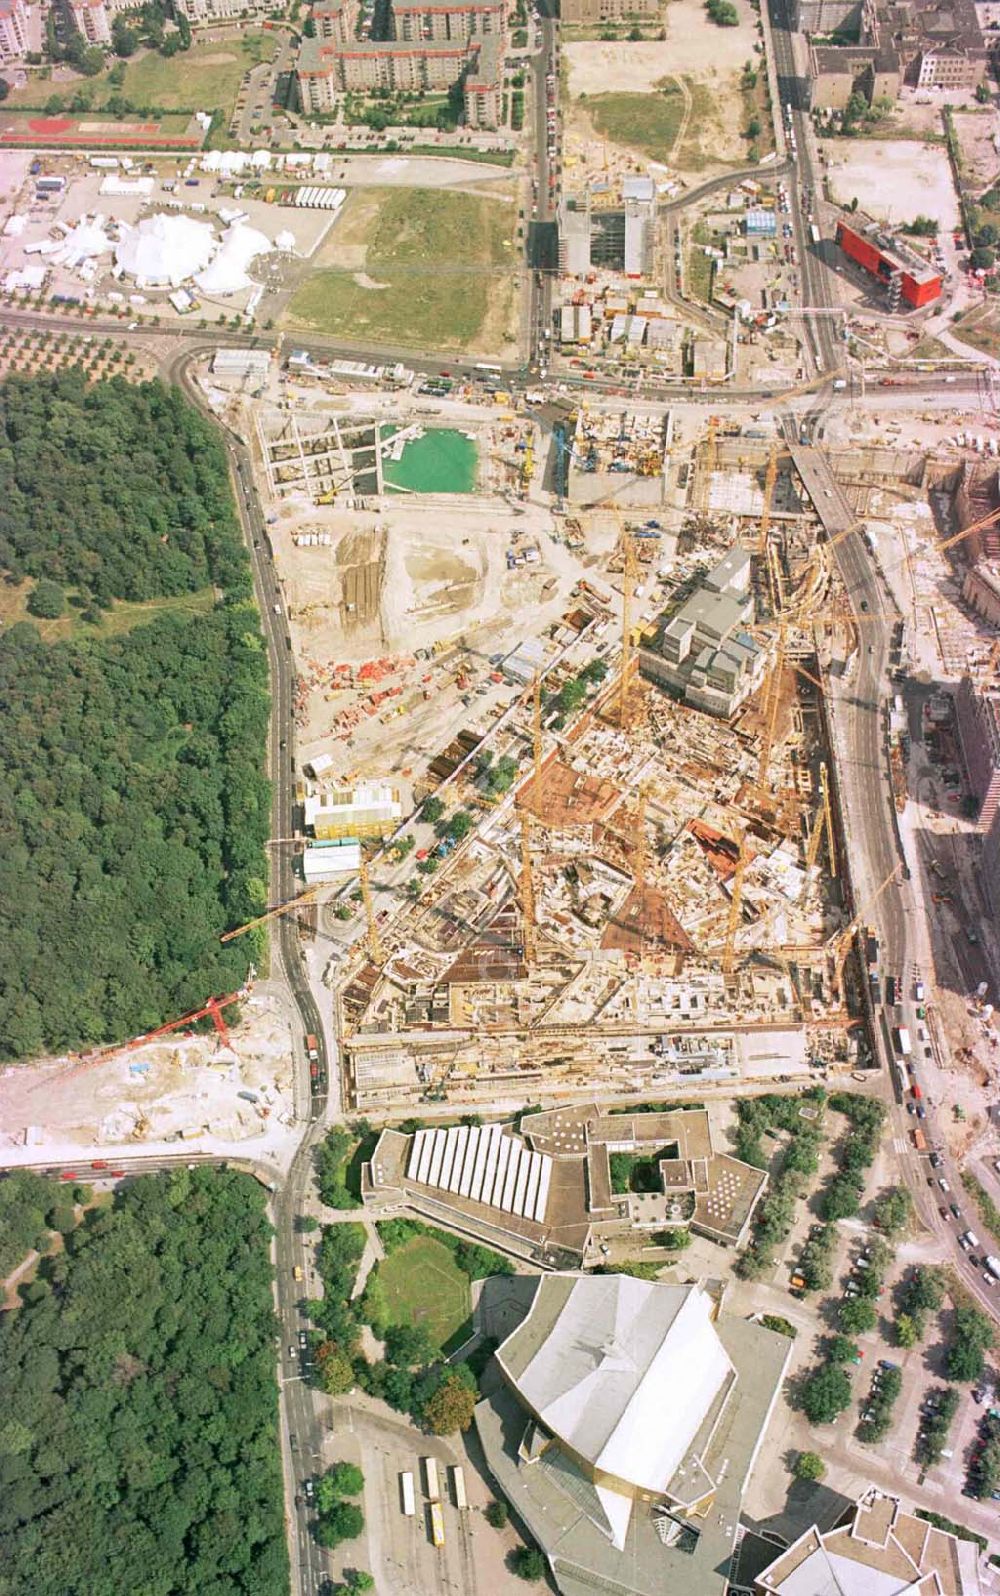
[274,230,296,253]
[194,223,271,296]
[115,213,215,288]
[55,217,113,270]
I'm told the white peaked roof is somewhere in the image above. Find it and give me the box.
[115,213,216,287]
[499,1276,733,1497]
[195,223,271,296]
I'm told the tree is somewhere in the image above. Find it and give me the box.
[510,1545,547,1581]
[801,1364,852,1424]
[486,1498,510,1528]
[826,1335,860,1363]
[444,809,473,841]
[746,115,762,139]
[422,796,445,823]
[972,245,996,271]
[422,1374,477,1434]
[659,1226,691,1251]
[384,1322,438,1366]
[894,1313,919,1349]
[26,578,66,618]
[793,1451,826,1482]
[946,1307,994,1382]
[820,1176,861,1221]
[315,1501,364,1547]
[112,16,138,54]
[299,1214,320,1232]
[316,1461,365,1513]
[342,1575,374,1594]
[316,1344,355,1395]
[839,1297,877,1334]
[873,1186,912,1236]
[0,78,9,102]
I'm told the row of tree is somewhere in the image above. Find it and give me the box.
[0,372,249,608]
[0,374,270,1060]
[0,1168,288,1594]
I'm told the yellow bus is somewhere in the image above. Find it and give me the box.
[429,1501,445,1548]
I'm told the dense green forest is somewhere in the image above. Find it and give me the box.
[0,374,269,1060]
[0,372,248,607]
[0,1167,289,1596]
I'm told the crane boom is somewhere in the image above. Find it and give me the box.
[757,445,779,557]
[532,671,543,815]
[221,885,321,942]
[359,853,384,966]
[619,525,638,729]
[519,806,536,966]
[722,835,750,976]
[55,983,252,1082]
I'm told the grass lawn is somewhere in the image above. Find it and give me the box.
[951,305,1000,360]
[0,581,216,642]
[4,35,268,114]
[586,85,685,162]
[282,187,517,351]
[375,1234,472,1350]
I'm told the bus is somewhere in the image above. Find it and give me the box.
[474,362,502,376]
[429,1501,446,1548]
[450,1464,467,1510]
[400,1471,416,1517]
[893,1026,912,1057]
[809,223,821,245]
[422,1456,440,1502]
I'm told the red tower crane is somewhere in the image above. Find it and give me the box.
[54,980,253,1084]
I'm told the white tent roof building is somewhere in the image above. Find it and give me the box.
[496,1275,735,1542]
[114,213,216,288]
[195,223,272,296]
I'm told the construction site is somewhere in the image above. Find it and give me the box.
[195,351,1000,1126]
[302,426,892,1117]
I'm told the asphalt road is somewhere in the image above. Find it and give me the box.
[768,0,840,377]
[791,431,1000,1321]
[169,346,334,1596]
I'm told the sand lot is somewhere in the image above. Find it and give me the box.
[822,139,960,230]
[950,109,1000,192]
[0,990,299,1164]
[565,0,760,94]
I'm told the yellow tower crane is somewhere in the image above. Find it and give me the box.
[619,524,639,730]
[757,444,779,557]
[358,852,384,966]
[633,782,649,899]
[519,805,537,967]
[532,671,544,816]
[756,620,788,791]
[805,762,837,878]
[721,834,751,977]
[828,865,899,1000]
[220,885,321,943]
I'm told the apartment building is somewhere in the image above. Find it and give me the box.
[559,0,659,20]
[0,0,28,61]
[173,0,274,22]
[297,0,505,124]
[70,0,113,45]
[392,0,505,39]
[312,0,359,41]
